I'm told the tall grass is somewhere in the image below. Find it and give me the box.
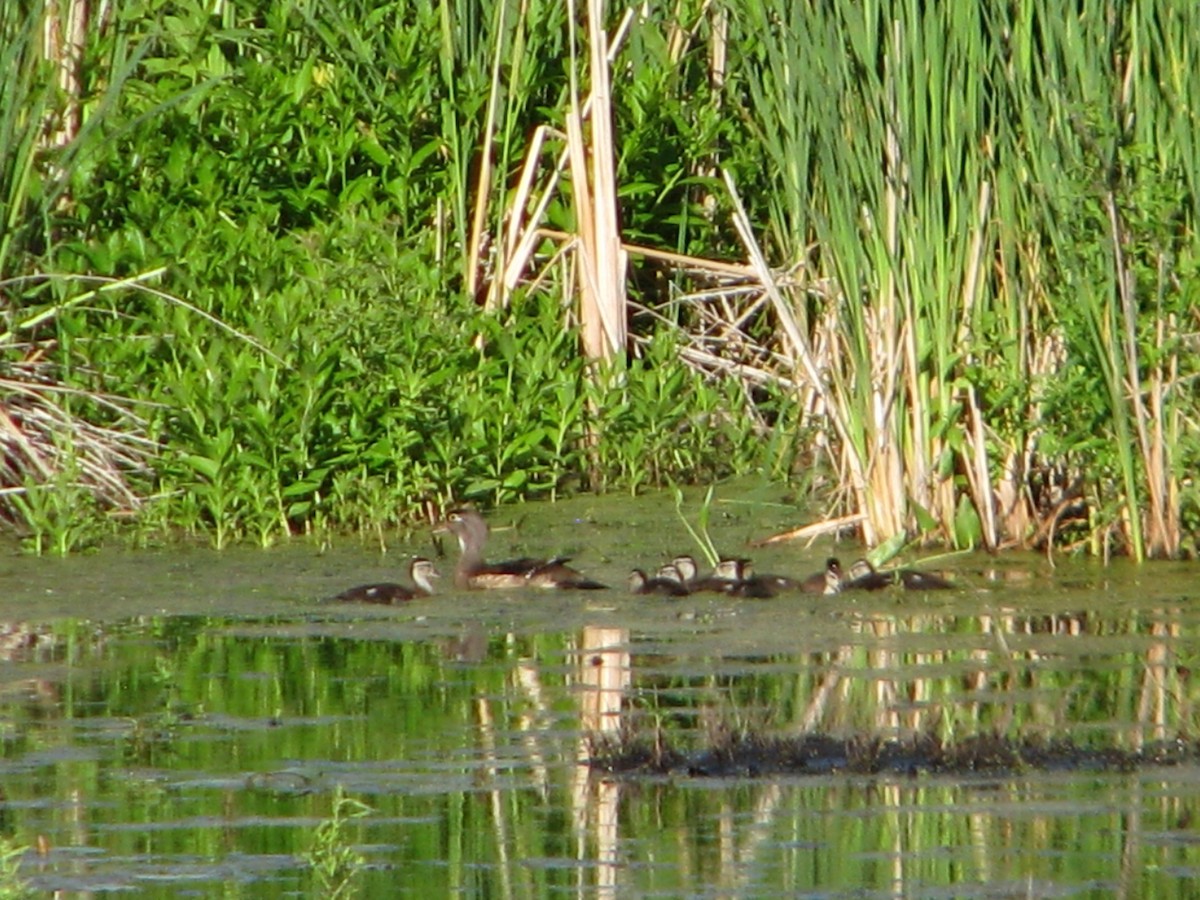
[730,0,1199,557]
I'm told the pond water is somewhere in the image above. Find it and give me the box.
[1,488,1199,897]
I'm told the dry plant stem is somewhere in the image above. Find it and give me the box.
[1110,189,1172,557]
[563,0,626,361]
[961,180,998,550]
[750,513,866,548]
[41,0,90,155]
[882,20,910,544]
[1106,190,1160,559]
[495,124,552,300]
[490,10,635,314]
[722,171,870,539]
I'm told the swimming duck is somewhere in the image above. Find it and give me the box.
[798,557,842,595]
[435,508,608,590]
[843,559,952,591]
[670,556,744,593]
[672,555,834,597]
[330,558,440,604]
[718,559,780,598]
[843,559,894,591]
[897,566,953,591]
[629,565,690,596]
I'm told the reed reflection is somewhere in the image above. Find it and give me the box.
[572,625,629,900]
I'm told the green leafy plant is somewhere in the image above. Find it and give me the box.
[305,787,373,900]
[0,836,30,900]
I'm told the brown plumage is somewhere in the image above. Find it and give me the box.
[798,558,843,595]
[435,509,608,590]
[330,558,440,604]
[629,565,690,596]
[843,559,953,592]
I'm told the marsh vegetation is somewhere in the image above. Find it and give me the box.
[2,0,1198,559]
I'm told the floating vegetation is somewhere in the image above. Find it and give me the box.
[589,730,1200,779]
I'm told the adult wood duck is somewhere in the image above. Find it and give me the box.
[435,508,608,590]
[629,565,690,596]
[844,559,953,591]
[330,558,440,604]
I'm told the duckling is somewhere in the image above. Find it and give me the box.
[843,559,895,591]
[671,556,744,593]
[330,558,440,604]
[798,557,843,595]
[629,565,690,596]
[718,559,779,598]
[843,559,952,591]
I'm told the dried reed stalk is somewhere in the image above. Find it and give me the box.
[479,5,634,364]
[0,363,155,521]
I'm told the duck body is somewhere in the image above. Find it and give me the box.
[629,566,690,596]
[898,567,953,591]
[671,556,744,593]
[672,556,835,598]
[331,558,440,604]
[843,559,952,592]
[722,572,779,599]
[436,509,608,590]
[843,560,895,591]
[798,558,843,595]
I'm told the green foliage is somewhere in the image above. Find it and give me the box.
[0,0,772,550]
[4,0,1199,557]
[305,787,373,900]
[0,837,30,900]
[672,483,720,566]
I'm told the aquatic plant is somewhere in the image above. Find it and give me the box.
[704,0,1200,558]
[304,788,374,900]
[589,728,1195,779]
[0,837,30,900]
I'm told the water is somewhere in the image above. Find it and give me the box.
[0,489,1198,897]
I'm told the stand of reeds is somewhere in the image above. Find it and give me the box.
[720,0,1198,559]
[476,0,1197,559]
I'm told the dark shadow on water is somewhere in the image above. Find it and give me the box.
[590,729,1200,778]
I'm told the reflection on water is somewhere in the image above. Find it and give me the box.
[0,591,1197,895]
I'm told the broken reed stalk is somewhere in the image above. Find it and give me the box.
[0,364,156,521]
[483,8,636,327]
[575,0,626,361]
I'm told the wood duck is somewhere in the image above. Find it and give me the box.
[843,559,894,590]
[672,555,820,598]
[330,558,439,604]
[629,565,690,596]
[655,562,691,586]
[898,566,953,591]
[798,557,843,595]
[719,559,779,599]
[844,559,953,591]
[670,556,744,593]
[435,508,608,590]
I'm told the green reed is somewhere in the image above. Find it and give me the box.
[730,0,1199,557]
